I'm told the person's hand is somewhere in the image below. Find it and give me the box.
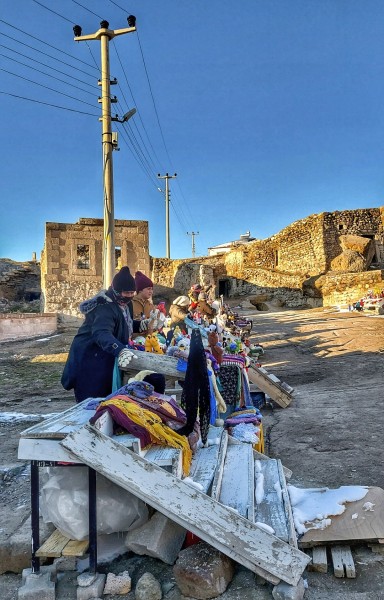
[118,348,136,368]
[139,318,151,332]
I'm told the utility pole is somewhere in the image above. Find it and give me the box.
[157,172,177,259]
[73,17,136,288]
[187,231,199,258]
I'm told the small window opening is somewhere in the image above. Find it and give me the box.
[77,244,90,269]
[115,246,122,269]
[274,249,279,267]
[338,224,345,231]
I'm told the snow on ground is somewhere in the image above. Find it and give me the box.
[0,412,58,423]
[288,484,369,534]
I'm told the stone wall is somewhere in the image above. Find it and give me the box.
[41,218,150,318]
[0,259,40,301]
[312,270,384,307]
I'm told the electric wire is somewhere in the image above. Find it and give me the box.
[71,0,103,20]
[0,19,98,71]
[0,51,96,97]
[31,0,74,24]
[117,124,161,191]
[85,41,99,69]
[0,90,99,116]
[1,67,98,109]
[0,30,96,79]
[0,43,97,90]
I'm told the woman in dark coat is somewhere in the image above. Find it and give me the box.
[61,267,148,402]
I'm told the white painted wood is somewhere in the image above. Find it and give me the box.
[190,430,224,493]
[247,366,293,408]
[93,410,113,436]
[253,449,293,480]
[277,459,298,548]
[254,459,290,543]
[19,401,95,439]
[111,434,145,457]
[211,431,229,500]
[62,425,310,586]
[143,446,182,477]
[18,437,81,463]
[219,441,254,520]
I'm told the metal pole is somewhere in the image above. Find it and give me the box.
[165,176,170,259]
[187,231,199,258]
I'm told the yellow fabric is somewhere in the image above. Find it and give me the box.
[145,333,163,354]
[101,398,192,475]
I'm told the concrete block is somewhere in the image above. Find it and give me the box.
[76,573,105,600]
[272,577,306,600]
[53,555,77,572]
[17,571,55,600]
[125,511,186,565]
[22,565,57,585]
[135,572,162,600]
[103,571,131,595]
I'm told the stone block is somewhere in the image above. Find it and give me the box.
[22,565,57,585]
[76,573,105,600]
[135,572,162,600]
[125,511,186,565]
[173,542,235,599]
[272,577,305,600]
[17,572,55,600]
[53,556,77,572]
[103,571,131,595]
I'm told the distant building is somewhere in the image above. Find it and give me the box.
[208,231,255,256]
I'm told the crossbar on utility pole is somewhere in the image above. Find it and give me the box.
[187,231,199,258]
[74,18,136,288]
[157,172,177,259]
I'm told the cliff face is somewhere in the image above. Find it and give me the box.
[0,259,41,302]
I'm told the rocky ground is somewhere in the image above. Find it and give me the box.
[0,304,384,598]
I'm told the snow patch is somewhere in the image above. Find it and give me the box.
[0,412,58,424]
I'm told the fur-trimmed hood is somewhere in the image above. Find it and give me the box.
[79,290,112,315]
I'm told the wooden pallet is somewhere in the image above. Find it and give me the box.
[307,544,356,578]
[247,365,294,408]
[36,529,88,558]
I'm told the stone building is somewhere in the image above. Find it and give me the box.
[41,218,150,319]
[152,208,384,308]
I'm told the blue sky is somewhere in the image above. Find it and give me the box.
[1,0,384,262]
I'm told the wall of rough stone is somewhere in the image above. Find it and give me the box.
[41,218,150,318]
[0,259,40,301]
[314,270,384,306]
[0,313,57,342]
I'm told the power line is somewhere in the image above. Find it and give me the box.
[0,30,96,79]
[0,52,96,98]
[71,0,104,20]
[0,18,98,71]
[0,90,99,116]
[0,43,97,90]
[31,0,74,24]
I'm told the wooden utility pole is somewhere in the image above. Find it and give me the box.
[74,18,136,288]
[157,172,177,258]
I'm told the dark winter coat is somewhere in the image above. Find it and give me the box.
[61,291,140,402]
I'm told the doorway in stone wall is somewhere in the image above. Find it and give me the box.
[218,279,230,297]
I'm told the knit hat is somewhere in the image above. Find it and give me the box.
[143,372,166,394]
[173,295,190,307]
[112,266,136,292]
[135,271,153,292]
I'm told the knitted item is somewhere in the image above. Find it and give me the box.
[112,266,136,292]
[178,329,211,444]
[134,271,153,292]
[145,333,163,354]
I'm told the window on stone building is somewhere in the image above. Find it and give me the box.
[76,244,90,269]
[115,246,122,269]
[338,224,345,231]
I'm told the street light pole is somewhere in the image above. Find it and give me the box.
[157,172,177,258]
[74,18,136,288]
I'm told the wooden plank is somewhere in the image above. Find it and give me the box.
[18,437,82,463]
[121,350,186,379]
[219,441,254,519]
[36,529,70,558]
[20,402,95,439]
[309,546,328,573]
[211,430,228,500]
[254,459,290,543]
[299,487,384,547]
[62,425,310,586]
[144,446,182,477]
[277,459,298,548]
[253,449,293,480]
[190,430,224,493]
[62,539,89,557]
[331,546,356,578]
[247,366,292,408]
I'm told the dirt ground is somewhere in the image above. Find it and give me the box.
[0,305,384,599]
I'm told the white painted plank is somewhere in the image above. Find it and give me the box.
[190,433,224,493]
[277,459,298,548]
[254,459,290,543]
[62,425,310,586]
[253,449,293,480]
[121,350,186,379]
[211,431,229,500]
[247,366,292,408]
[18,437,81,463]
[19,401,95,439]
[219,443,254,519]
